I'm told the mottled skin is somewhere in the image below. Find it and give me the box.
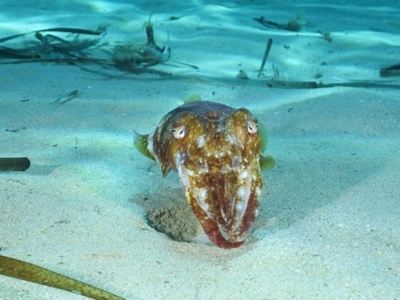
[135,101,271,248]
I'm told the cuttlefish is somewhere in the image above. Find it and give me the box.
[134,100,274,248]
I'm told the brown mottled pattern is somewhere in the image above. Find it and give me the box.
[150,101,263,248]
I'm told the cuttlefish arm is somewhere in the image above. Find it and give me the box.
[134,101,274,248]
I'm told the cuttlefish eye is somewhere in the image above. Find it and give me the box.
[247,120,258,134]
[172,125,186,139]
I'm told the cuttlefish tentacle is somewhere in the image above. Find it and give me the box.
[134,101,273,248]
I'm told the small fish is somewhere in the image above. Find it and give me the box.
[134,100,274,248]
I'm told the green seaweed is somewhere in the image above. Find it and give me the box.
[0,254,124,300]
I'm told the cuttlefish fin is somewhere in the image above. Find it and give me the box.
[133,130,155,160]
[257,121,275,171]
[260,155,275,171]
[258,121,268,153]
[183,94,202,104]
[0,254,124,300]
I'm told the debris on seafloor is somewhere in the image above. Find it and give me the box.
[271,64,280,79]
[111,14,198,74]
[380,64,400,77]
[253,14,304,32]
[0,157,30,171]
[0,26,108,60]
[258,38,273,78]
[111,15,171,72]
[54,89,79,105]
[317,30,332,42]
[0,16,197,76]
[236,69,249,79]
[265,80,318,89]
[0,254,125,300]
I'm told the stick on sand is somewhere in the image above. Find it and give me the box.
[258,38,273,78]
[0,157,30,171]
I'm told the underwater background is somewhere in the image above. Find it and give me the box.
[1,0,399,299]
